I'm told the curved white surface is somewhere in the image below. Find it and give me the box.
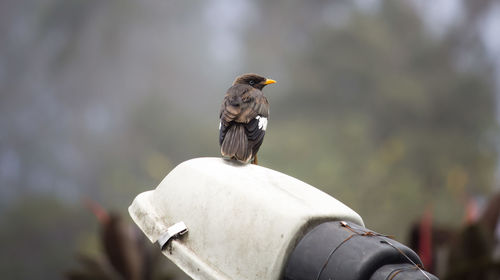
[129,157,363,280]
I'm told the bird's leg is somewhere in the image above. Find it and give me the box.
[251,155,258,165]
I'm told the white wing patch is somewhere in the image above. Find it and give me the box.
[219,121,221,130]
[255,116,268,131]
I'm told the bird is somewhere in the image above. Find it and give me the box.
[219,73,276,164]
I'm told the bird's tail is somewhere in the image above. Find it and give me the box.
[221,124,251,162]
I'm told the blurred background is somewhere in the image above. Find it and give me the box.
[1,0,500,279]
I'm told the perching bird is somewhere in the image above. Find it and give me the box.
[219,73,276,164]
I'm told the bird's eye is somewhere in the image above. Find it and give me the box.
[249,80,255,85]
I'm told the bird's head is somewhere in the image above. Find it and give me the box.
[233,73,276,90]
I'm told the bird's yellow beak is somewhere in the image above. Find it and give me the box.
[264,78,277,85]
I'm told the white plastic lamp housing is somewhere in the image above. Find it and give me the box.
[128,157,363,280]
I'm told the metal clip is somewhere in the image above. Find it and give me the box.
[158,221,188,250]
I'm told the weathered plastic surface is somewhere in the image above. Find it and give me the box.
[128,157,364,280]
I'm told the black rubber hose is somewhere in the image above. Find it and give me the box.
[283,221,438,280]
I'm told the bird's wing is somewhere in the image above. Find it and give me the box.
[244,94,268,159]
[219,85,248,124]
[236,89,269,123]
[219,85,269,122]
[219,85,245,145]
[251,93,269,118]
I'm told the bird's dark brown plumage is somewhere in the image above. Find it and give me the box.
[219,73,275,164]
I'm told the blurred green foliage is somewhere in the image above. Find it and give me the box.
[263,0,497,236]
[0,0,499,279]
[0,196,96,279]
